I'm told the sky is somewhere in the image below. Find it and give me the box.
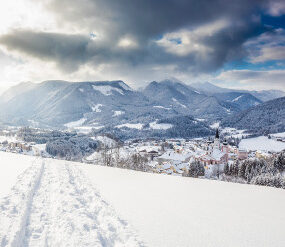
[0,0,284,92]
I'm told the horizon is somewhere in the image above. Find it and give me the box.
[1,79,285,96]
[0,0,284,92]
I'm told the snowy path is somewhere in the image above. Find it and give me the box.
[0,159,143,247]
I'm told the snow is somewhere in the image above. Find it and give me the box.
[223,107,231,113]
[153,105,171,110]
[72,126,94,134]
[137,145,161,153]
[91,104,103,112]
[0,154,142,246]
[93,135,117,148]
[196,118,205,122]
[271,132,285,138]
[85,151,102,162]
[194,90,201,94]
[118,81,132,91]
[0,135,17,143]
[116,123,144,130]
[78,88,84,93]
[0,153,37,198]
[113,110,124,117]
[27,120,39,127]
[90,125,104,130]
[92,85,124,96]
[33,144,46,152]
[149,121,172,130]
[1,152,285,247]
[232,95,243,102]
[221,127,249,139]
[239,136,285,152]
[211,148,225,160]
[64,118,86,128]
[209,122,220,129]
[158,150,192,162]
[80,163,285,247]
[172,98,187,108]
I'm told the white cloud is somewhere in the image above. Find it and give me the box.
[156,19,228,57]
[118,36,138,49]
[267,0,285,16]
[250,46,285,63]
[246,29,285,63]
[217,69,285,90]
[0,0,284,93]
[0,0,57,34]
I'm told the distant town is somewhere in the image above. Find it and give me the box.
[1,126,284,188]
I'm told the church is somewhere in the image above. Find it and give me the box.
[196,129,229,166]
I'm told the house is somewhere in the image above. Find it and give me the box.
[195,149,228,166]
[156,150,193,164]
[255,151,270,159]
[238,149,248,160]
[8,142,32,152]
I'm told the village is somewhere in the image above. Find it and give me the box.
[84,129,285,178]
[111,129,258,177]
[1,126,285,179]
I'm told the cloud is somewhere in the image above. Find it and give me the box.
[0,30,148,71]
[246,28,285,63]
[0,0,269,73]
[0,31,94,71]
[267,0,285,16]
[46,0,264,39]
[217,69,285,90]
[0,0,284,90]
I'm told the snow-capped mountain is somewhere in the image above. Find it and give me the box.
[191,82,232,94]
[142,80,235,120]
[0,80,152,127]
[212,92,262,111]
[222,96,285,134]
[191,82,285,102]
[1,79,279,138]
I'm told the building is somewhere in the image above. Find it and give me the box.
[213,129,220,149]
[238,149,248,160]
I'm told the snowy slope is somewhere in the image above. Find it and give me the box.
[1,152,285,247]
[0,153,143,247]
[0,153,38,198]
[239,136,285,152]
[79,164,285,247]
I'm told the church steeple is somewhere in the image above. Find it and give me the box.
[213,128,220,150]
[215,128,219,139]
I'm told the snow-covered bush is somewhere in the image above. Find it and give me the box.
[46,137,97,161]
[187,161,205,178]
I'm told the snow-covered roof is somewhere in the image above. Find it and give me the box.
[162,163,171,169]
[137,145,160,153]
[158,151,192,162]
[211,149,226,160]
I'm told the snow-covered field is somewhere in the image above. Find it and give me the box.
[0,153,142,247]
[116,123,144,130]
[1,152,285,247]
[271,132,285,138]
[239,136,285,152]
[149,121,172,130]
[0,135,18,143]
[0,153,38,198]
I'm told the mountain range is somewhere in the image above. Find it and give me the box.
[191,82,285,101]
[222,96,285,135]
[0,79,284,138]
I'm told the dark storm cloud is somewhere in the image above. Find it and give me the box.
[47,0,265,41]
[0,0,275,73]
[0,31,93,71]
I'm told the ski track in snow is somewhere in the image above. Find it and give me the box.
[0,159,143,247]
